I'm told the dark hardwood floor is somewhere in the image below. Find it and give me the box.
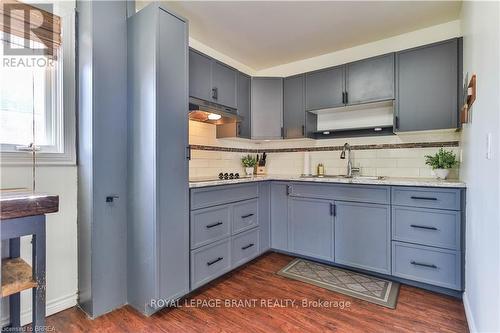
[45,253,468,332]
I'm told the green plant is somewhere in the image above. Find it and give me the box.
[425,148,458,169]
[241,155,257,168]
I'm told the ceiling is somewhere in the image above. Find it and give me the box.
[164,1,462,70]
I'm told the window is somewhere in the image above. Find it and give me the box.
[0,1,75,164]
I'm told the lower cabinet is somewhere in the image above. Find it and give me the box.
[334,201,391,274]
[270,183,289,251]
[191,238,232,289]
[288,197,334,261]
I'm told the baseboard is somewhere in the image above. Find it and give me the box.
[1,292,77,327]
[463,291,477,333]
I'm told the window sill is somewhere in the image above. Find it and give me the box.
[0,151,76,166]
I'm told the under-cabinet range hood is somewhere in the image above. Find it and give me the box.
[189,97,242,124]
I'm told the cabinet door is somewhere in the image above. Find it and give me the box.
[237,72,251,138]
[346,53,395,105]
[396,39,458,131]
[158,9,190,299]
[334,201,390,274]
[283,74,306,139]
[189,49,212,101]
[289,197,334,261]
[212,61,237,108]
[251,77,283,139]
[270,183,289,251]
[305,66,344,111]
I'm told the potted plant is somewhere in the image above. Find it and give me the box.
[425,148,458,180]
[241,155,257,176]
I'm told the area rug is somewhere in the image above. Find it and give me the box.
[278,258,400,309]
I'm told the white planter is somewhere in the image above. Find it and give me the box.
[245,167,254,176]
[433,168,450,180]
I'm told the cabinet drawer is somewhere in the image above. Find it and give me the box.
[191,239,231,289]
[392,187,461,210]
[232,199,259,234]
[392,206,460,250]
[231,228,260,268]
[392,242,461,290]
[190,205,231,249]
[191,183,259,210]
[291,183,390,204]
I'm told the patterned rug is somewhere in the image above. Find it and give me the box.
[278,258,400,309]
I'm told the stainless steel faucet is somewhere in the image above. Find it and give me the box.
[340,143,360,178]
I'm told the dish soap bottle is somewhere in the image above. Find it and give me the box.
[317,163,325,177]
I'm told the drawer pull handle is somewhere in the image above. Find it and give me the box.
[410,261,438,269]
[241,213,254,219]
[207,257,223,266]
[206,221,223,229]
[410,196,438,201]
[410,224,438,231]
[241,243,254,250]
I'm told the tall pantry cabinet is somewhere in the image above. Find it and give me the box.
[127,4,190,315]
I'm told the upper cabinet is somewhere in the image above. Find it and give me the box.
[237,72,251,139]
[305,65,345,111]
[189,49,237,109]
[395,38,460,132]
[345,53,395,105]
[251,77,283,139]
[283,74,306,139]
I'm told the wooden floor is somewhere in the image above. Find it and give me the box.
[44,253,468,332]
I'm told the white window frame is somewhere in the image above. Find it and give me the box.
[0,3,76,165]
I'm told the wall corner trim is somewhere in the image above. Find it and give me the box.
[463,291,477,333]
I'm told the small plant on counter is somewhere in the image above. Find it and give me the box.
[425,148,458,179]
[241,155,257,176]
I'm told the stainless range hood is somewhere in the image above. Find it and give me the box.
[188,97,242,124]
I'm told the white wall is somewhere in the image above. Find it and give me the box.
[460,1,500,332]
[0,166,78,325]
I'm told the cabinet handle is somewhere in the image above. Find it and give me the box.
[241,243,254,250]
[286,185,292,196]
[302,125,305,136]
[345,91,348,104]
[410,196,438,201]
[206,221,223,229]
[281,127,285,138]
[237,123,241,136]
[241,213,254,219]
[207,257,223,266]
[395,116,400,130]
[342,92,345,104]
[212,87,218,100]
[106,195,119,203]
[330,203,336,216]
[410,261,438,269]
[186,146,191,160]
[410,224,438,231]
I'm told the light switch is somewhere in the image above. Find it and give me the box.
[486,133,493,160]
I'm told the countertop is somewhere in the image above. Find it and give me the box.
[189,175,466,189]
[0,189,59,220]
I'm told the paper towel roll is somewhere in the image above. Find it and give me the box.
[303,152,311,176]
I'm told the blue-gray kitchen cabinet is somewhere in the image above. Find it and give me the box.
[305,65,345,111]
[189,49,212,102]
[283,74,306,139]
[395,38,460,131]
[212,61,237,108]
[127,4,189,316]
[345,53,395,105]
[288,197,334,261]
[251,77,283,139]
[270,183,289,251]
[237,72,251,139]
[334,201,391,274]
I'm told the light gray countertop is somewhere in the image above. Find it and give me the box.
[189,175,466,189]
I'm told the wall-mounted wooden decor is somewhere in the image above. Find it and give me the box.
[460,73,477,124]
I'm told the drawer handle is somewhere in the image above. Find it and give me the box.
[410,261,438,269]
[241,243,254,250]
[206,221,223,229]
[410,196,438,201]
[410,224,439,231]
[207,257,223,266]
[241,213,254,219]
